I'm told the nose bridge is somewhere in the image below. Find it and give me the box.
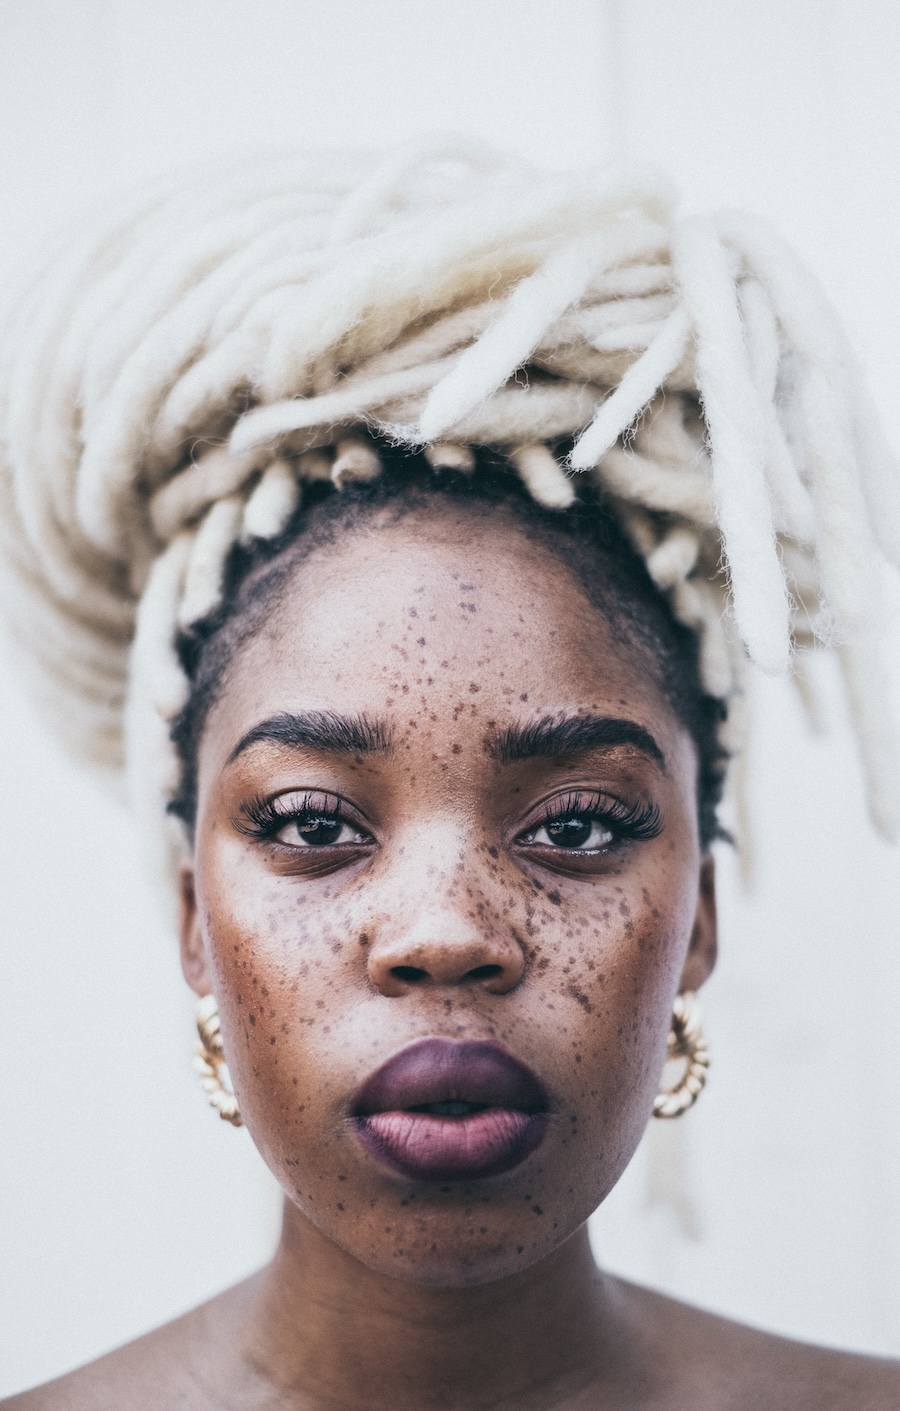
[366,821,525,997]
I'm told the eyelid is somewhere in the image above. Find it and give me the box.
[235,787,375,841]
[515,787,622,832]
[513,786,662,845]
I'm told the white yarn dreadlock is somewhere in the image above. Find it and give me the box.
[1,137,898,885]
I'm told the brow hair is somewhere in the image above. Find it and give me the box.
[228,710,392,765]
[489,714,665,769]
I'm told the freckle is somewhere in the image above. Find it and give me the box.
[451,743,462,754]
[532,1205,544,1215]
[468,682,480,692]
[249,1014,256,1025]
[520,693,528,702]
[488,846,498,859]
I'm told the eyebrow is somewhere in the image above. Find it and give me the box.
[488,714,666,770]
[227,710,393,765]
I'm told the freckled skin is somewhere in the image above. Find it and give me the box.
[14,503,898,1410]
[184,504,712,1289]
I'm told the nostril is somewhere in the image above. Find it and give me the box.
[466,964,503,981]
[391,965,429,983]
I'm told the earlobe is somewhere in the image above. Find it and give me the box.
[680,852,718,992]
[178,859,212,995]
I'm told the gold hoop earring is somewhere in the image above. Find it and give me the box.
[652,991,709,1119]
[194,994,242,1126]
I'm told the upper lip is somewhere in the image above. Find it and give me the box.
[353,1038,548,1115]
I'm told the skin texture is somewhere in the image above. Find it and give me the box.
[6,502,898,1410]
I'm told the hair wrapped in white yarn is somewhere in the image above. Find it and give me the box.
[1,138,898,887]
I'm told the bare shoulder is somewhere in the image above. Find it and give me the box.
[0,1278,258,1411]
[616,1279,900,1410]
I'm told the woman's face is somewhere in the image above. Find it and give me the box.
[181,502,716,1286]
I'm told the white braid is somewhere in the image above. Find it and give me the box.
[645,526,700,592]
[178,496,244,630]
[423,443,476,473]
[737,278,816,544]
[837,635,900,841]
[417,222,666,442]
[241,460,302,543]
[0,138,896,886]
[330,437,382,488]
[569,306,691,468]
[150,446,262,541]
[671,216,791,675]
[506,445,575,510]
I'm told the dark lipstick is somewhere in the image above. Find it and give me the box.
[352,1038,549,1181]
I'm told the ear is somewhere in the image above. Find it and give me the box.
[178,859,213,996]
[679,852,717,992]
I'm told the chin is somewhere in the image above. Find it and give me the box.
[327,1214,576,1288]
[284,1166,596,1288]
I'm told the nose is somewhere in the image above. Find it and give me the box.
[367,909,526,999]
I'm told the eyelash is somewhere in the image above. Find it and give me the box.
[529,790,662,844]
[236,792,359,840]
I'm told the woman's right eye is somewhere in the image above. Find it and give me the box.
[275,814,372,848]
[236,791,375,850]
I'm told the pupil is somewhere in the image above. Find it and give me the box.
[298,816,343,845]
[546,816,592,848]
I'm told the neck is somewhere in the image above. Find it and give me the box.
[237,1199,630,1410]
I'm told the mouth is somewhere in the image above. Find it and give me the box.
[352,1038,550,1182]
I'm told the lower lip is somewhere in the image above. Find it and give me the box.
[355,1108,549,1181]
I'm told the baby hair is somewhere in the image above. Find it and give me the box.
[0,136,897,887]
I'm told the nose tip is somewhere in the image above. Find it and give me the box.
[368,935,525,998]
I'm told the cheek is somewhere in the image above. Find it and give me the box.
[513,859,696,1164]
[195,858,360,1158]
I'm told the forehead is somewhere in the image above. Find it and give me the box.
[205,503,680,754]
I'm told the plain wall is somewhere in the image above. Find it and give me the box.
[1,0,899,1394]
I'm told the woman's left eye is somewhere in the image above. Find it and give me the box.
[275,814,370,848]
[523,814,614,853]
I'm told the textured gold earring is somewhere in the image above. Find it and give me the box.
[652,991,710,1119]
[194,993,242,1126]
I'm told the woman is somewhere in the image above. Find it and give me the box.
[1,141,898,1408]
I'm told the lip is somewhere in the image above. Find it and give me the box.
[352,1038,550,1182]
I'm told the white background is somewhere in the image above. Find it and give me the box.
[1,0,899,1395]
